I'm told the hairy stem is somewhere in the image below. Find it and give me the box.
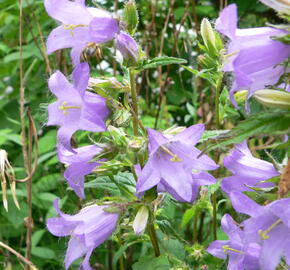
[129,69,139,136]
[212,73,223,241]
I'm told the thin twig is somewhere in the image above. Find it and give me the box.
[0,241,37,270]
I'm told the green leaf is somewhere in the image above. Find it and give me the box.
[132,255,171,270]
[142,56,186,70]
[207,111,290,151]
[31,247,56,259]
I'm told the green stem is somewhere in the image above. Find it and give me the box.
[215,73,222,129]
[129,69,139,136]
[212,72,223,241]
[147,211,160,257]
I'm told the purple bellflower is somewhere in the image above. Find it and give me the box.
[45,0,119,65]
[207,214,261,270]
[221,141,279,194]
[116,32,139,63]
[47,63,109,151]
[58,144,102,199]
[216,4,290,107]
[136,124,218,202]
[47,199,119,270]
[45,0,139,65]
[230,192,290,270]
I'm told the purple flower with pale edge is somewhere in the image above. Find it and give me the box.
[58,144,102,199]
[116,32,139,62]
[47,199,119,270]
[230,192,290,270]
[216,4,290,107]
[221,141,279,194]
[47,63,109,151]
[207,214,261,270]
[45,0,119,65]
[136,125,218,202]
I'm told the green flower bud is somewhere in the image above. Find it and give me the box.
[253,89,290,110]
[200,18,216,51]
[123,0,139,35]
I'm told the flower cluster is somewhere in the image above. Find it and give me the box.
[43,0,289,269]
[216,3,290,108]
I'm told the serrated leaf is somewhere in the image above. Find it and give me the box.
[142,56,186,70]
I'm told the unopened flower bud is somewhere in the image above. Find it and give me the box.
[128,137,145,152]
[234,90,248,104]
[107,125,128,148]
[116,32,139,67]
[254,89,290,110]
[200,18,216,51]
[123,0,139,35]
[259,0,290,15]
[133,205,149,235]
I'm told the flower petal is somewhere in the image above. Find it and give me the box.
[159,156,193,202]
[147,128,169,155]
[136,156,161,193]
[44,0,93,25]
[192,171,216,186]
[215,4,237,40]
[259,225,289,270]
[221,214,243,242]
[89,17,119,44]
[64,162,98,199]
[171,124,205,147]
[230,191,263,217]
[72,62,90,96]
[207,240,230,259]
[64,235,87,270]
[46,25,90,55]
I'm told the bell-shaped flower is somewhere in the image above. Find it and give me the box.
[47,63,109,151]
[230,191,290,270]
[116,32,139,65]
[221,141,279,194]
[58,144,102,199]
[47,199,119,270]
[45,0,119,65]
[207,214,261,270]
[215,4,290,107]
[136,124,218,202]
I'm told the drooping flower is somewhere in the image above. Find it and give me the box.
[116,32,139,64]
[45,0,119,65]
[47,199,119,270]
[207,214,261,270]
[215,4,290,107]
[47,63,109,151]
[230,191,290,270]
[58,144,102,199]
[136,125,218,202]
[259,0,290,14]
[221,141,279,194]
